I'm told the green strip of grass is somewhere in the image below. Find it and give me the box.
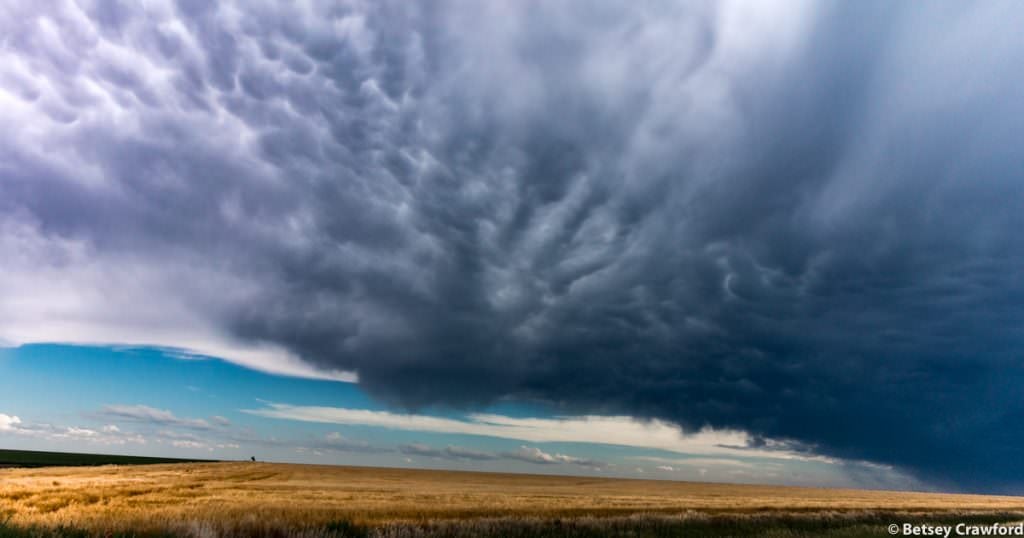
[0,449,213,468]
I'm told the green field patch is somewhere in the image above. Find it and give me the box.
[0,450,214,469]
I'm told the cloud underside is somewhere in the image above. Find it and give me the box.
[245,403,819,461]
[2,0,1024,490]
[252,403,919,488]
[247,403,914,478]
[398,443,606,469]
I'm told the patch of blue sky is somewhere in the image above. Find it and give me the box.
[1,343,373,418]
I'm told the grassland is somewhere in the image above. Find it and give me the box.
[0,449,211,469]
[2,462,1024,537]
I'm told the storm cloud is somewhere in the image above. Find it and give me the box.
[2,0,1024,491]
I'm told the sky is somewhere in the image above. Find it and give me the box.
[0,344,918,489]
[0,0,1023,493]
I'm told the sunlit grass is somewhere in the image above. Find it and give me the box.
[2,462,1023,537]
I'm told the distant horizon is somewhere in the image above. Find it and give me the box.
[0,447,948,496]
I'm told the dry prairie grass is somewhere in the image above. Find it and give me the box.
[2,462,1023,536]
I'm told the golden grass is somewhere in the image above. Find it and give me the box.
[2,462,1023,535]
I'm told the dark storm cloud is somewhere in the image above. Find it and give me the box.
[3,0,1024,491]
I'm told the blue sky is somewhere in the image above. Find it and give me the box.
[0,343,918,490]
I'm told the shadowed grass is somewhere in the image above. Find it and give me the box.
[2,513,1024,538]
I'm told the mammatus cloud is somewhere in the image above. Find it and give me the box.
[3,1,1024,490]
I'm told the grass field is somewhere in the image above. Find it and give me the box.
[0,449,212,469]
[2,461,1024,537]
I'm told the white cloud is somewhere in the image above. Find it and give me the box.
[244,402,823,462]
[508,446,560,464]
[503,445,604,468]
[632,456,764,469]
[0,215,356,383]
[100,404,213,430]
[171,440,205,449]
[0,412,145,445]
[0,413,22,431]
[397,442,604,467]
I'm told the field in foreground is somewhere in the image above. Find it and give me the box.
[3,462,1024,537]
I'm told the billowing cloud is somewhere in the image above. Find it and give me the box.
[2,0,1024,491]
[502,446,606,469]
[0,413,22,431]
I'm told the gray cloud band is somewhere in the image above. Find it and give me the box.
[2,0,1023,491]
